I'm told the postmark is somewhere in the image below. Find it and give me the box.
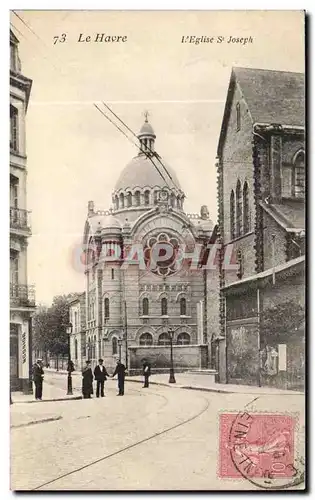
[219,411,305,490]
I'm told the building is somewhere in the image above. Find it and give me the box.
[68,292,86,370]
[10,30,35,392]
[215,67,305,390]
[74,117,220,373]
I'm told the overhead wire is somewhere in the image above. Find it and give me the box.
[95,104,172,190]
[101,101,179,191]
[10,11,182,194]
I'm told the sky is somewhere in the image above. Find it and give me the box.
[10,10,305,305]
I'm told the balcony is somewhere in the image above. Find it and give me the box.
[10,207,31,233]
[10,284,36,308]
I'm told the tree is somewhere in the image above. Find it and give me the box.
[260,300,305,345]
[33,304,50,360]
[32,293,78,359]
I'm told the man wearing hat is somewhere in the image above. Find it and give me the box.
[33,359,44,400]
[94,359,110,397]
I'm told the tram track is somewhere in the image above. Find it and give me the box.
[31,384,210,491]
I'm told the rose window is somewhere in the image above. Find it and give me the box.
[144,232,182,276]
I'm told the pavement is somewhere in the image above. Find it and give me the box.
[10,370,305,491]
[37,367,303,396]
[125,373,304,395]
[11,378,82,404]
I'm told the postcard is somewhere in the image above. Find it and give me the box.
[10,10,305,491]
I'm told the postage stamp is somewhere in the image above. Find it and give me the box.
[219,411,304,489]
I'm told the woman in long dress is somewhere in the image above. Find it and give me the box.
[82,360,93,398]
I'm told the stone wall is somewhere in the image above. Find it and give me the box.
[128,344,209,374]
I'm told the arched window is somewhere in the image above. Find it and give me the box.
[236,180,242,237]
[144,190,150,205]
[177,332,190,345]
[104,298,110,319]
[158,332,170,345]
[180,297,187,316]
[142,297,149,316]
[135,191,141,206]
[161,297,168,316]
[230,190,235,240]
[74,339,78,360]
[119,193,124,209]
[74,311,78,332]
[139,332,153,346]
[177,196,181,209]
[243,181,249,234]
[112,337,118,355]
[154,191,159,204]
[294,151,305,198]
[115,195,119,211]
[126,191,132,207]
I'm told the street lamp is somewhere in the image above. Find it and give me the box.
[118,336,123,360]
[66,323,73,395]
[168,327,176,384]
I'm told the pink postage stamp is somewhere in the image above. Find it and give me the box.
[219,412,297,484]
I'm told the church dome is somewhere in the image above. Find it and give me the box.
[100,214,122,238]
[103,214,121,229]
[113,116,183,194]
[114,154,181,192]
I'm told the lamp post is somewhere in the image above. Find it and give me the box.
[66,323,73,395]
[168,327,176,384]
[118,337,122,361]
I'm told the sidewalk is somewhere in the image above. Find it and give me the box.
[11,379,82,404]
[125,373,304,395]
[27,368,303,396]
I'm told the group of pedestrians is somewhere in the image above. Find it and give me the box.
[82,358,151,398]
[31,357,152,401]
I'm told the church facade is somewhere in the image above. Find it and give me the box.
[72,117,220,373]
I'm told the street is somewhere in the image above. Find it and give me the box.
[10,371,305,491]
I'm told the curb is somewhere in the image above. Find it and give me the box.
[11,416,62,429]
[126,378,304,396]
[12,395,82,404]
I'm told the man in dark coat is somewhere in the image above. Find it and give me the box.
[82,360,93,399]
[33,359,44,400]
[142,360,151,388]
[94,358,110,397]
[112,360,126,396]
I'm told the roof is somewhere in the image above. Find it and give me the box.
[234,67,305,127]
[10,29,19,45]
[68,292,85,305]
[223,255,305,293]
[260,200,305,231]
[138,121,156,138]
[113,153,182,193]
[217,67,305,156]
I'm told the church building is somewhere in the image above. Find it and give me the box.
[216,67,305,390]
[73,116,220,373]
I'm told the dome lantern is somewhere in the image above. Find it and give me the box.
[138,111,156,154]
